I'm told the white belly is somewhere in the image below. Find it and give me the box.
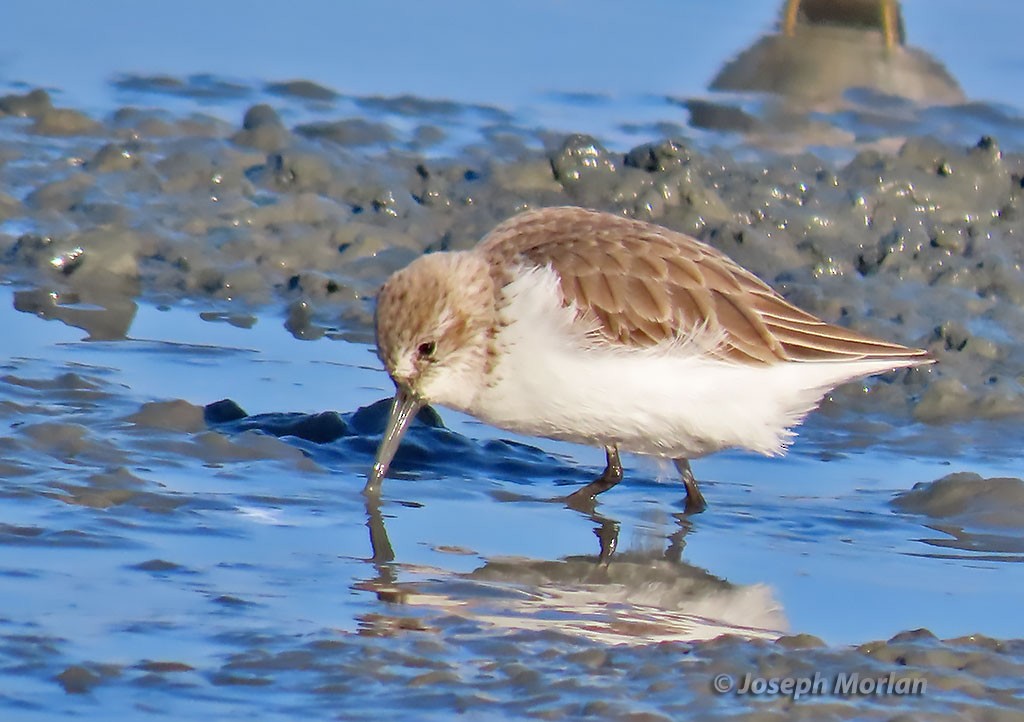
[466,266,908,459]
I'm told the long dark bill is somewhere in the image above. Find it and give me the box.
[365,385,423,496]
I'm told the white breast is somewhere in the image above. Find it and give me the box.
[468,265,912,459]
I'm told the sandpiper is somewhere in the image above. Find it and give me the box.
[367,206,930,509]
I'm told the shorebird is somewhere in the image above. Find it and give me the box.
[782,0,903,49]
[367,206,930,510]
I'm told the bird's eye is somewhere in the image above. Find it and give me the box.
[417,341,436,359]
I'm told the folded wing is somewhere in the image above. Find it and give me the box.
[480,206,929,365]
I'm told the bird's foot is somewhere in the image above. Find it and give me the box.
[674,458,708,513]
[565,444,623,506]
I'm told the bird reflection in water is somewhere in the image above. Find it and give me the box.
[357,495,786,644]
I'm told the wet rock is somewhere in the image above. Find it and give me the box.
[186,429,313,464]
[929,321,1002,361]
[355,94,471,118]
[250,150,337,193]
[686,98,759,133]
[31,107,99,136]
[492,158,562,194]
[240,103,283,130]
[113,73,187,94]
[654,164,731,228]
[68,228,148,280]
[265,80,339,102]
[332,221,423,262]
[198,311,257,329]
[889,628,940,644]
[930,321,969,353]
[20,421,126,464]
[126,400,206,432]
[0,190,20,220]
[131,559,187,573]
[564,648,608,669]
[0,88,53,117]
[242,191,349,229]
[55,665,102,694]
[893,472,1024,528]
[114,72,250,100]
[775,633,826,650]
[410,124,446,149]
[89,467,148,488]
[409,161,469,209]
[349,398,445,434]
[406,669,460,687]
[913,378,982,423]
[550,134,619,204]
[285,271,356,302]
[204,398,248,424]
[218,265,272,303]
[231,104,290,152]
[13,288,138,340]
[232,411,350,444]
[285,299,325,340]
[109,106,176,137]
[154,141,257,194]
[209,672,272,686]
[1,371,102,392]
[85,142,145,172]
[345,183,419,219]
[20,422,92,457]
[295,118,395,147]
[48,480,186,512]
[948,634,1008,652]
[25,175,95,212]
[136,660,195,673]
[624,139,697,174]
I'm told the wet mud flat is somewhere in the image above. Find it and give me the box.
[0,78,1024,720]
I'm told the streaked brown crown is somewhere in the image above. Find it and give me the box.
[375,251,497,386]
[479,206,929,365]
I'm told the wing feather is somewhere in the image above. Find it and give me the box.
[479,206,929,365]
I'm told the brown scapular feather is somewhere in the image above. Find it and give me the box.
[479,206,930,366]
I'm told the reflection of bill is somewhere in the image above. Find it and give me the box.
[358,495,787,644]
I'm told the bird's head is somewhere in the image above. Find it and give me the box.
[367,251,496,493]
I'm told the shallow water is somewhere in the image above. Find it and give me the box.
[2,284,1023,719]
[4,1,1024,718]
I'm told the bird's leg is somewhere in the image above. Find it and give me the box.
[881,0,898,49]
[673,458,707,513]
[782,0,800,36]
[594,517,619,565]
[567,445,623,502]
[664,512,695,563]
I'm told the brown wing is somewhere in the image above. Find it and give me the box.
[479,206,929,365]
